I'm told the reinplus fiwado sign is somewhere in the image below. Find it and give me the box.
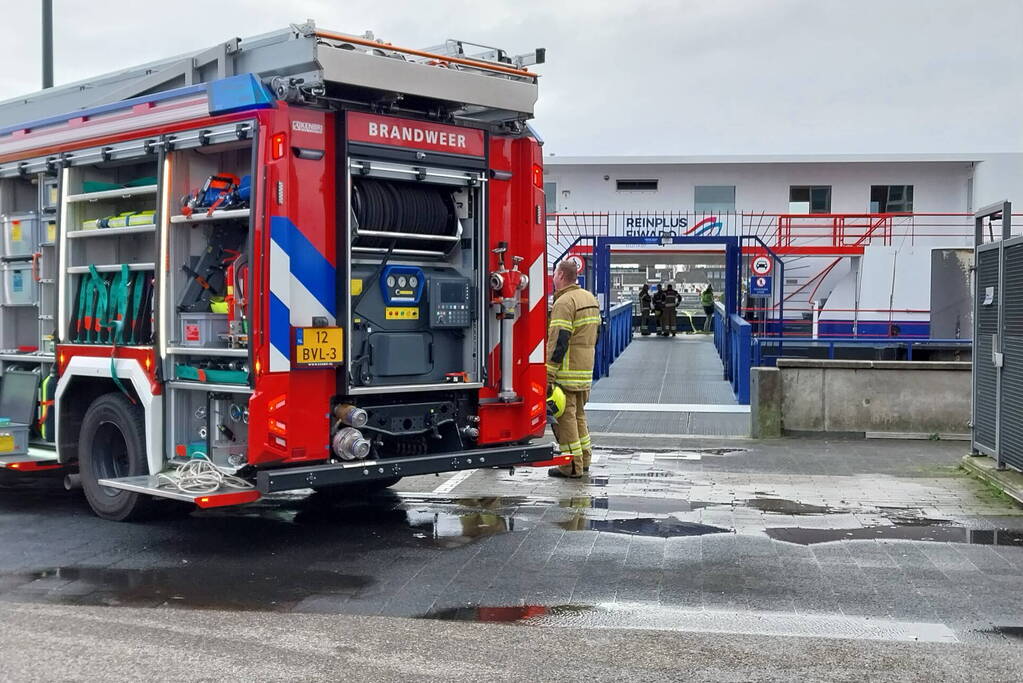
[347,112,485,157]
[619,215,723,237]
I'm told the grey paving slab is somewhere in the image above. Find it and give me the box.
[1,435,1022,651]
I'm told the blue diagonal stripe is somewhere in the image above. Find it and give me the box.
[269,292,290,361]
[270,216,336,316]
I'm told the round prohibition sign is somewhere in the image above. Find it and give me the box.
[567,255,586,271]
[751,254,773,276]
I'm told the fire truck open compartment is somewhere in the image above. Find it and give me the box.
[162,134,255,472]
[344,166,483,392]
[0,22,557,518]
[0,165,58,466]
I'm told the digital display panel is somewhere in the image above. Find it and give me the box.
[440,282,465,303]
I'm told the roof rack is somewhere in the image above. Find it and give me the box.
[0,21,542,131]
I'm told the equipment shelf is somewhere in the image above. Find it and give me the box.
[166,346,248,358]
[64,185,158,203]
[169,208,251,224]
[66,262,155,274]
[0,353,52,362]
[67,224,157,239]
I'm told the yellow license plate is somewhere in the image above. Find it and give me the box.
[295,327,343,366]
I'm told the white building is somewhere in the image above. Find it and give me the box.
[543,153,1022,338]
[544,152,1022,216]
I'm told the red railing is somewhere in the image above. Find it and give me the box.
[546,211,998,255]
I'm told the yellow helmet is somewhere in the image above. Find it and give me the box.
[547,384,566,419]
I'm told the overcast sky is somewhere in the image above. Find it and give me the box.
[0,0,1020,156]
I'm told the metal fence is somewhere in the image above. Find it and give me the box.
[593,301,633,381]
[973,201,1023,471]
[712,303,752,404]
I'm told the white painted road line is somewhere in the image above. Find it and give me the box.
[586,402,750,414]
[432,468,476,494]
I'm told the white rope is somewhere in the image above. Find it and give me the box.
[156,454,253,495]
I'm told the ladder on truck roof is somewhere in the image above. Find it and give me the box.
[0,21,543,132]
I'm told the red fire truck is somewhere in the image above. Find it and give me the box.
[0,23,562,520]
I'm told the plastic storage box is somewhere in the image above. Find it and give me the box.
[0,422,29,457]
[2,213,38,258]
[3,262,38,306]
[180,312,228,347]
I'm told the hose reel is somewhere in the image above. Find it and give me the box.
[351,178,460,254]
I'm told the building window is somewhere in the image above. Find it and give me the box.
[789,186,831,213]
[616,178,659,192]
[544,181,557,214]
[870,185,913,213]
[694,185,736,212]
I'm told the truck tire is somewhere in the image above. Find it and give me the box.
[79,392,156,522]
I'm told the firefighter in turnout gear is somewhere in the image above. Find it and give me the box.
[546,259,600,478]
[651,285,666,337]
[638,284,653,336]
[662,283,680,337]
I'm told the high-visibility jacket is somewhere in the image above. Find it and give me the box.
[701,289,714,307]
[546,284,600,391]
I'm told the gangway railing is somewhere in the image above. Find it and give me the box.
[594,301,633,381]
[712,302,752,404]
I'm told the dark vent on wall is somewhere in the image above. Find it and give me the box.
[616,179,658,192]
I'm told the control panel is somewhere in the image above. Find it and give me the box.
[429,277,472,328]
[380,265,425,304]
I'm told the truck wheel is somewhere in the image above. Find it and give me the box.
[79,392,156,522]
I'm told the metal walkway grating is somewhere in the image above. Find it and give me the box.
[586,335,749,437]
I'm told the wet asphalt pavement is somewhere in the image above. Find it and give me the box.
[1,434,1023,678]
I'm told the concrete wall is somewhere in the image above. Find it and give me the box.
[751,359,971,438]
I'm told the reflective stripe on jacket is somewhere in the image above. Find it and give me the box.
[546,284,600,391]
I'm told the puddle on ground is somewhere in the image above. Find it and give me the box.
[744,497,831,515]
[559,516,730,538]
[7,566,372,611]
[427,603,580,623]
[985,625,1023,640]
[559,496,717,514]
[588,469,690,487]
[405,508,515,547]
[766,525,1023,546]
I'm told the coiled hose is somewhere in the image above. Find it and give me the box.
[352,178,457,250]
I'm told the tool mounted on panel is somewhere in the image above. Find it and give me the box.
[177,224,247,313]
[489,242,529,402]
[68,266,153,345]
[180,174,251,217]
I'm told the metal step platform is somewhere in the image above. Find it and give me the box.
[97,475,261,509]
